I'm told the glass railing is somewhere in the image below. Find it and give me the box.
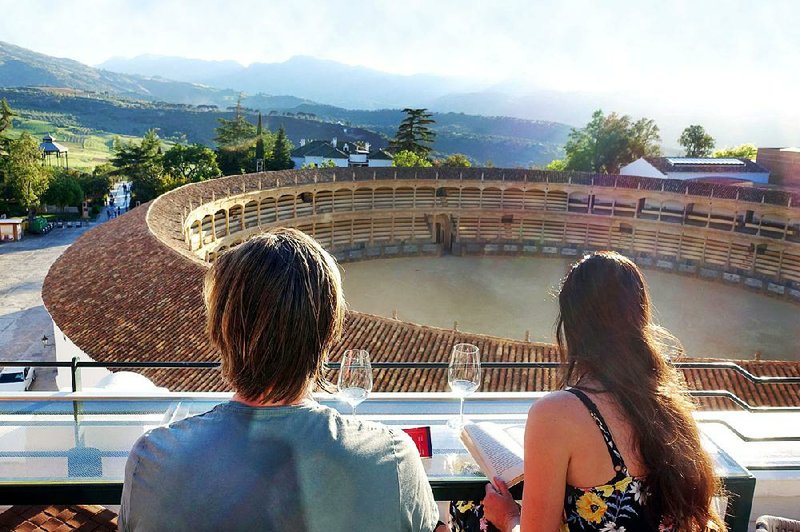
[2,359,799,531]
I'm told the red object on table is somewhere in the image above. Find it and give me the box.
[401,426,433,458]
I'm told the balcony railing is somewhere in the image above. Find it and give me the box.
[11,359,800,410]
[2,359,799,531]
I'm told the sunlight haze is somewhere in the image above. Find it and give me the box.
[1,0,798,144]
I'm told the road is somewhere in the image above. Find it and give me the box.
[0,182,129,390]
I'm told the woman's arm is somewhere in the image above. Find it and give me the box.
[483,393,574,532]
[519,395,572,530]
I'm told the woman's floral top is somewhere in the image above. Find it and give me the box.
[563,388,672,532]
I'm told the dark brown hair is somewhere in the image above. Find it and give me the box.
[204,228,345,403]
[557,251,724,531]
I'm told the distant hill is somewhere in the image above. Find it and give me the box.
[0,87,385,151]
[99,54,245,84]
[285,104,569,166]
[99,54,481,110]
[0,86,568,168]
[0,40,232,105]
[0,42,570,166]
[0,41,312,109]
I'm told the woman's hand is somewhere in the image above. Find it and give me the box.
[482,477,521,532]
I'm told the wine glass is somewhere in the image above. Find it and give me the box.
[337,349,373,417]
[447,343,481,429]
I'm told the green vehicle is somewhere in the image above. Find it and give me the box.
[28,217,51,234]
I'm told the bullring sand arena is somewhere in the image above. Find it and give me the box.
[341,255,800,361]
[43,167,800,406]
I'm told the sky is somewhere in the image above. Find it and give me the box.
[1,0,798,144]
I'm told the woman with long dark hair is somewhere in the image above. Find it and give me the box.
[481,251,724,531]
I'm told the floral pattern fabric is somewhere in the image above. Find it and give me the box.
[562,388,672,532]
[452,388,675,532]
[449,500,493,532]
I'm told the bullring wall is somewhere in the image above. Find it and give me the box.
[164,168,800,302]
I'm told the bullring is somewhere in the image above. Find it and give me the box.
[43,167,800,407]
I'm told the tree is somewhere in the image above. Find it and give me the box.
[390,108,436,159]
[564,110,662,174]
[214,107,273,175]
[265,126,294,171]
[437,153,471,167]
[678,125,715,157]
[545,159,567,171]
[713,143,757,161]
[5,132,51,218]
[43,172,83,212]
[628,117,662,160]
[392,150,433,167]
[163,144,222,182]
[111,129,165,203]
[0,99,13,137]
[0,99,14,188]
[83,164,114,202]
[214,113,257,147]
[301,159,336,169]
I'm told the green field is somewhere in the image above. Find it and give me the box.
[7,111,160,170]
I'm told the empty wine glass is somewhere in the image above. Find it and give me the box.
[447,343,481,429]
[337,349,373,417]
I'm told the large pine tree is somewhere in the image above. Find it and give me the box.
[265,126,294,171]
[390,108,436,159]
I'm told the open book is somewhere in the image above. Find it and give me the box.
[460,422,525,487]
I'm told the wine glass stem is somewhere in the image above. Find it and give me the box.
[459,397,465,427]
[352,404,357,418]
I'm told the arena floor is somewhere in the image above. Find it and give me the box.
[342,256,800,361]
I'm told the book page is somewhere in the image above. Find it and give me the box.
[461,423,525,486]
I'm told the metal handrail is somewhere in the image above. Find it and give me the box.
[5,359,799,412]
[6,359,799,382]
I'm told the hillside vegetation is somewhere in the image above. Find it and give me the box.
[0,41,570,166]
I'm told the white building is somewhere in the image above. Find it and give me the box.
[291,137,393,169]
[620,157,770,184]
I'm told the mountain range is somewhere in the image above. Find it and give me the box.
[0,41,570,167]
[2,38,797,152]
[99,54,479,110]
[95,52,800,149]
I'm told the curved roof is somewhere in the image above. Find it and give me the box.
[42,168,800,408]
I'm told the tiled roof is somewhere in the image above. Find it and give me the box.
[289,139,327,157]
[646,157,769,175]
[290,140,347,159]
[0,505,117,531]
[39,141,68,154]
[368,148,394,160]
[41,170,800,411]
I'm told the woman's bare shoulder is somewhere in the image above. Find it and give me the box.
[527,391,586,430]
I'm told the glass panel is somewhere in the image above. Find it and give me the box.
[0,372,24,383]
[0,394,760,487]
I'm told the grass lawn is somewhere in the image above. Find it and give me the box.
[8,113,167,170]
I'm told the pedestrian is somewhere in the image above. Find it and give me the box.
[117,206,121,216]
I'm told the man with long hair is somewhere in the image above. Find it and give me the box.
[119,228,438,531]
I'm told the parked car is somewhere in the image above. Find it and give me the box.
[0,366,36,391]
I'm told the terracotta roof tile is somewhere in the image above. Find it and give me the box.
[41,169,800,410]
[0,506,117,532]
